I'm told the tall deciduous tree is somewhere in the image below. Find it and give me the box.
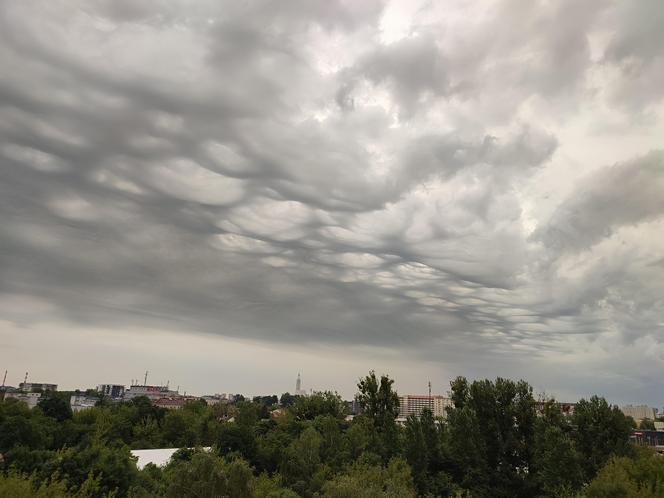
[446,376,538,498]
[571,395,632,480]
[356,371,400,461]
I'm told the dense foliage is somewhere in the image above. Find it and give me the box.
[0,372,652,497]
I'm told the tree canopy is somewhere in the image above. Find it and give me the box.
[0,372,644,497]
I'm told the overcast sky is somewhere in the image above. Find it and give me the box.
[1,0,663,404]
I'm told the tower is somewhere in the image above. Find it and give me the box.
[296,373,301,393]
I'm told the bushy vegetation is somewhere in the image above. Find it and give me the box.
[0,371,655,497]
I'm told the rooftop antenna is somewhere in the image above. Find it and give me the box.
[166,380,170,389]
[24,371,28,386]
[144,370,148,385]
[2,370,6,388]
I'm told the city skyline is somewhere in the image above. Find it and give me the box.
[1,1,664,406]
[2,365,662,412]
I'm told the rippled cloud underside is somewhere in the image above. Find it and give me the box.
[1,0,663,401]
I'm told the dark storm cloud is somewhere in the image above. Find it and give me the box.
[1,0,664,397]
[536,151,664,253]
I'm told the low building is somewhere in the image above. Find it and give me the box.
[631,430,664,453]
[201,395,225,405]
[154,395,201,410]
[131,448,212,470]
[70,395,98,413]
[4,391,42,408]
[398,394,452,420]
[622,405,658,422]
[124,384,179,401]
[97,384,125,399]
[19,382,57,392]
[153,397,186,410]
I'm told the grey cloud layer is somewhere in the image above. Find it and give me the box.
[1,0,664,394]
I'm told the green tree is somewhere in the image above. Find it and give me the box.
[161,410,197,447]
[639,418,656,430]
[533,424,583,496]
[356,371,400,462]
[321,456,416,498]
[217,423,256,460]
[40,442,138,496]
[404,408,456,496]
[446,376,538,497]
[37,394,73,422]
[585,446,664,498]
[280,393,298,408]
[280,426,326,496]
[132,417,161,449]
[292,391,347,421]
[572,396,632,480]
[164,451,253,498]
[0,473,74,497]
[236,401,259,427]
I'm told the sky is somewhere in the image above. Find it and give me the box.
[1,0,663,404]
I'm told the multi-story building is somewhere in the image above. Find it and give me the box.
[4,391,42,408]
[201,395,223,405]
[19,382,57,392]
[622,404,658,421]
[398,394,452,420]
[70,395,98,413]
[124,384,178,401]
[97,384,125,399]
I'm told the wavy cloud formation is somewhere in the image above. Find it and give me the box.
[1,0,663,401]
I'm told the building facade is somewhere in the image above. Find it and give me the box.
[19,382,57,392]
[97,384,125,399]
[124,384,178,401]
[4,391,42,408]
[70,395,98,413]
[622,404,658,421]
[398,394,452,420]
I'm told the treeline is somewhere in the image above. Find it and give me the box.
[0,371,660,497]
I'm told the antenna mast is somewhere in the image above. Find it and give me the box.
[2,370,6,388]
[144,370,149,385]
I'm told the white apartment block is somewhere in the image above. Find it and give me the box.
[398,394,452,419]
[621,404,658,421]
